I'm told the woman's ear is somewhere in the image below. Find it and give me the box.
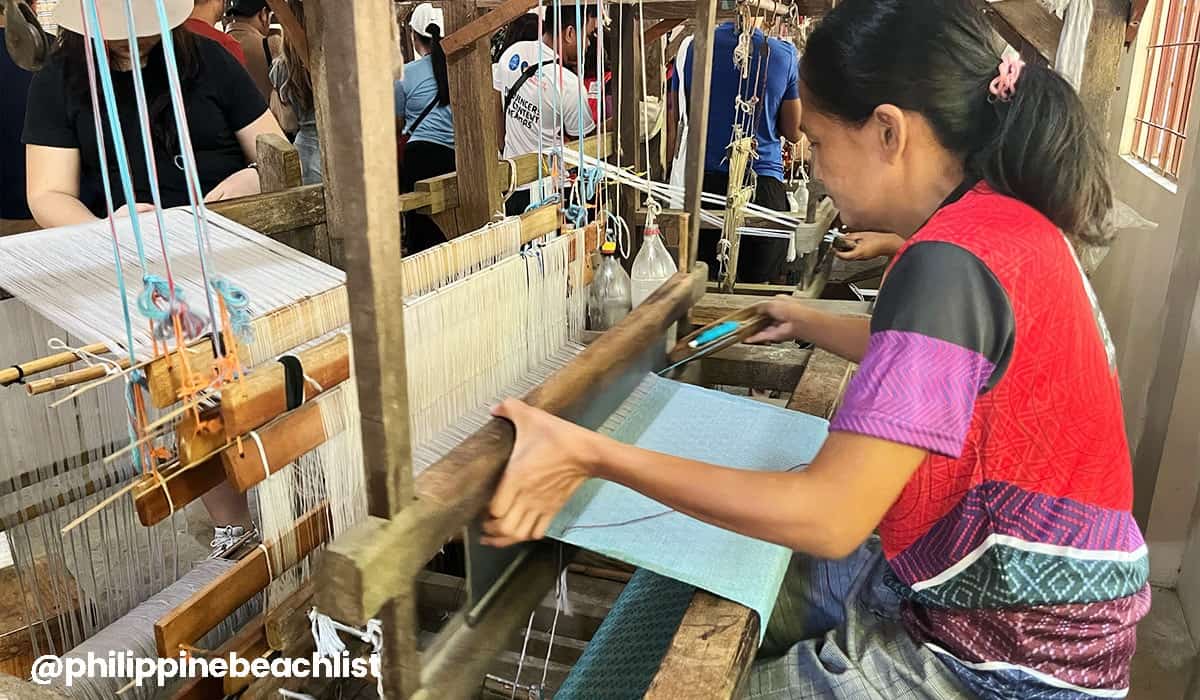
[871,104,907,164]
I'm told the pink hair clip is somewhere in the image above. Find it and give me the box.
[989,55,1025,102]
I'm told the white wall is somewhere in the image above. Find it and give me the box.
[1091,13,1200,587]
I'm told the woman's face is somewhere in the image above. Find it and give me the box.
[799,82,901,232]
[104,36,162,69]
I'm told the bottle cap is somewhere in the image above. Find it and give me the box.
[601,241,617,255]
[644,225,661,236]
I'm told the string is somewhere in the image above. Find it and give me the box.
[560,463,810,534]
[147,0,227,354]
[78,0,145,471]
[117,0,180,311]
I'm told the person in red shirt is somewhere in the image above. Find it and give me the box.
[480,0,1146,698]
[185,0,246,65]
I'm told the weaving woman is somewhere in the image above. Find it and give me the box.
[23,0,285,228]
[482,0,1149,697]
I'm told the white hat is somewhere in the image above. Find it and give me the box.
[54,0,192,40]
[409,3,444,38]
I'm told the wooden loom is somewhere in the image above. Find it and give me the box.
[0,0,1137,698]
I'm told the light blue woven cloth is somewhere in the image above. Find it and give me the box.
[547,374,830,641]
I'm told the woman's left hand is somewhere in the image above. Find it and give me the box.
[481,399,601,548]
[204,167,261,203]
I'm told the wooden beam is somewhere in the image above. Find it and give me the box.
[1079,0,1129,141]
[975,0,1062,66]
[645,18,682,44]
[218,334,349,439]
[208,185,325,237]
[441,0,538,56]
[644,592,759,700]
[1128,0,1150,44]
[133,458,227,527]
[222,400,331,493]
[310,2,419,694]
[696,343,811,393]
[786,348,853,418]
[171,614,269,700]
[691,294,871,326]
[154,503,330,657]
[683,0,718,269]
[255,134,302,193]
[309,0,412,516]
[616,4,647,260]
[447,1,503,232]
[407,132,614,216]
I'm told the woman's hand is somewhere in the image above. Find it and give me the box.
[834,232,905,260]
[204,167,261,203]
[113,203,155,219]
[744,296,818,345]
[481,399,602,548]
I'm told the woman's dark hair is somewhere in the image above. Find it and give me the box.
[56,28,200,159]
[414,24,450,107]
[801,0,1113,246]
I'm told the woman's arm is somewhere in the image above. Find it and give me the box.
[26,145,99,227]
[481,399,926,557]
[747,296,872,363]
[205,111,286,202]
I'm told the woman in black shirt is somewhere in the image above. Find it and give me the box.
[24,0,284,228]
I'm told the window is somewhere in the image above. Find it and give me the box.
[1129,0,1200,180]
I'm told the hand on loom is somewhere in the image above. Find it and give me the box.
[746,296,872,364]
[834,231,905,260]
[481,398,600,548]
[204,167,262,203]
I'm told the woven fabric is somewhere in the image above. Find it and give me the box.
[546,375,829,642]
[748,541,968,700]
[556,569,696,699]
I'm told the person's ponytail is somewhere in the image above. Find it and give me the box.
[801,0,1114,247]
[970,63,1113,247]
[426,24,450,107]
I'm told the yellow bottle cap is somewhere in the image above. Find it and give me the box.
[601,241,617,255]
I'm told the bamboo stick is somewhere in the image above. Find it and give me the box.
[1,342,110,387]
[25,358,131,396]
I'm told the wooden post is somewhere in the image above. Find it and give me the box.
[683,0,718,270]
[616,4,646,260]
[1078,0,1129,142]
[255,134,302,193]
[447,1,503,232]
[307,1,419,696]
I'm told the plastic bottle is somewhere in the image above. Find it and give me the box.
[588,241,632,331]
[630,222,678,308]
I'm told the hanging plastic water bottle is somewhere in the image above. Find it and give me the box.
[588,241,632,331]
[630,222,678,308]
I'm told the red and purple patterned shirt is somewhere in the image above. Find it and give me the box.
[830,183,1149,699]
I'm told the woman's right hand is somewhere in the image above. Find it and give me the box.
[745,296,817,344]
[834,232,905,260]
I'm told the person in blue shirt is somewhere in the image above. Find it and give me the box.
[667,22,802,283]
[395,3,455,255]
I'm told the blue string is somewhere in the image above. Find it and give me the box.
[211,279,254,343]
[576,0,584,176]
[79,0,144,469]
[526,193,561,213]
[137,275,208,340]
[81,0,150,275]
[150,0,227,350]
[579,166,603,201]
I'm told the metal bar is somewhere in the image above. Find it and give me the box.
[1133,117,1189,140]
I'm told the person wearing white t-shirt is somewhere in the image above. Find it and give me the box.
[493,6,597,215]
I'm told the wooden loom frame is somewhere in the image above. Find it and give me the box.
[0,0,1136,695]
